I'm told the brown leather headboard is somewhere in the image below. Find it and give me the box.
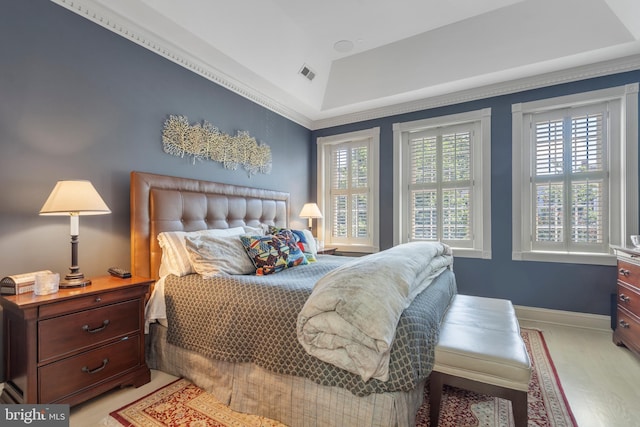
[130,171,289,279]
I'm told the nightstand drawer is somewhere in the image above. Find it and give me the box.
[39,334,140,403]
[39,286,145,319]
[39,300,140,362]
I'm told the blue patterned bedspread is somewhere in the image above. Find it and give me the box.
[164,257,456,396]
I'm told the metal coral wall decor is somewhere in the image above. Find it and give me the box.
[162,114,272,176]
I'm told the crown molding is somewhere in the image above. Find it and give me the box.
[52,0,640,132]
[311,53,640,130]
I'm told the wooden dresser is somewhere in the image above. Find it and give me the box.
[0,275,152,406]
[612,246,640,359]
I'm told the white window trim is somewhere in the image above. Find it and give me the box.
[512,83,639,266]
[317,127,380,253]
[393,108,492,259]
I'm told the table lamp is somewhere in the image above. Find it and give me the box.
[40,180,111,287]
[299,203,322,230]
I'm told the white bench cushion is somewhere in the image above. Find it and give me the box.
[441,295,520,332]
[449,294,515,313]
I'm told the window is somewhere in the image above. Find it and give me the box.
[393,109,491,259]
[512,84,639,265]
[317,128,379,253]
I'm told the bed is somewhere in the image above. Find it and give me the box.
[130,171,457,427]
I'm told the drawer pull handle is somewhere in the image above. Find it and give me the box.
[95,297,102,303]
[82,319,110,333]
[81,358,109,374]
[619,268,630,277]
[619,294,631,303]
[619,320,630,329]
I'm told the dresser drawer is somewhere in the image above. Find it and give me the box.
[39,300,140,363]
[618,282,640,317]
[39,334,140,403]
[617,260,640,288]
[616,307,640,353]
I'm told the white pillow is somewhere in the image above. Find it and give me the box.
[302,229,318,257]
[243,225,265,236]
[185,234,255,277]
[157,227,245,276]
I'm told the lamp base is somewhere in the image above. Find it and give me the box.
[59,274,91,288]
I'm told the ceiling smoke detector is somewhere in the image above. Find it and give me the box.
[333,40,354,53]
[299,64,316,81]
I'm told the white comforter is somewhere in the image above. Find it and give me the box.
[296,241,453,382]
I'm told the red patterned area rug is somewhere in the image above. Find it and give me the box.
[415,328,577,427]
[103,329,576,427]
[103,378,286,427]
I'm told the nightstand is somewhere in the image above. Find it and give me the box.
[0,275,153,406]
[317,247,337,255]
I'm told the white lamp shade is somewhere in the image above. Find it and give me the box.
[40,180,111,216]
[299,203,322,219]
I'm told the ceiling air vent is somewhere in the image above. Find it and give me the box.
[299,64,316,81]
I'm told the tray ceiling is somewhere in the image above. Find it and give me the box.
[52,0,640,129]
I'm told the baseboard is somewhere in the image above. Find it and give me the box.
[514,305,611,332]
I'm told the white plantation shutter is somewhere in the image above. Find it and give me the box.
[330,148,348,238]
[442,131,471,241]
[394,108,491,259]
[407,124,474,246]
[530,104,608,253]
[329,143,369,242]
[410,134,437,240]
[318,127,379,252]
[513,84,638,265]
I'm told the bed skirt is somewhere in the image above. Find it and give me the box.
[146,323,425,427]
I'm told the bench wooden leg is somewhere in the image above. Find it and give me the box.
[512,390,528,427]
[428,372,444,426]
[429,372,529,427]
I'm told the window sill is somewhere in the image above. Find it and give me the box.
[450,248,491,259]
[330,244,379,254]
[512,251,616,266]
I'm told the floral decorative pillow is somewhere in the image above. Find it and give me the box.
[268,226,317,262]
[240,232,308,275]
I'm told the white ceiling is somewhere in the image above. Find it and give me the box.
[53,0,640,129]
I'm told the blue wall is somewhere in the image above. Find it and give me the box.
[312,72,640,316]
[0,0,312,280]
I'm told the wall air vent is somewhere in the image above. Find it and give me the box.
[299,64,316,81]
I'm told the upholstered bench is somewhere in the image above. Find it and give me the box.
[429,294,532,427]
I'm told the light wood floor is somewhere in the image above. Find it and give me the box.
[519,320,640,427]
[26,322,640,426]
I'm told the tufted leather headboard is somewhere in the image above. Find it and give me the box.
[130,171,289,279]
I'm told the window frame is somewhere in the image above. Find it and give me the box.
[316,127,380,253]
[393,108,492,259]
[512,83,639,266]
